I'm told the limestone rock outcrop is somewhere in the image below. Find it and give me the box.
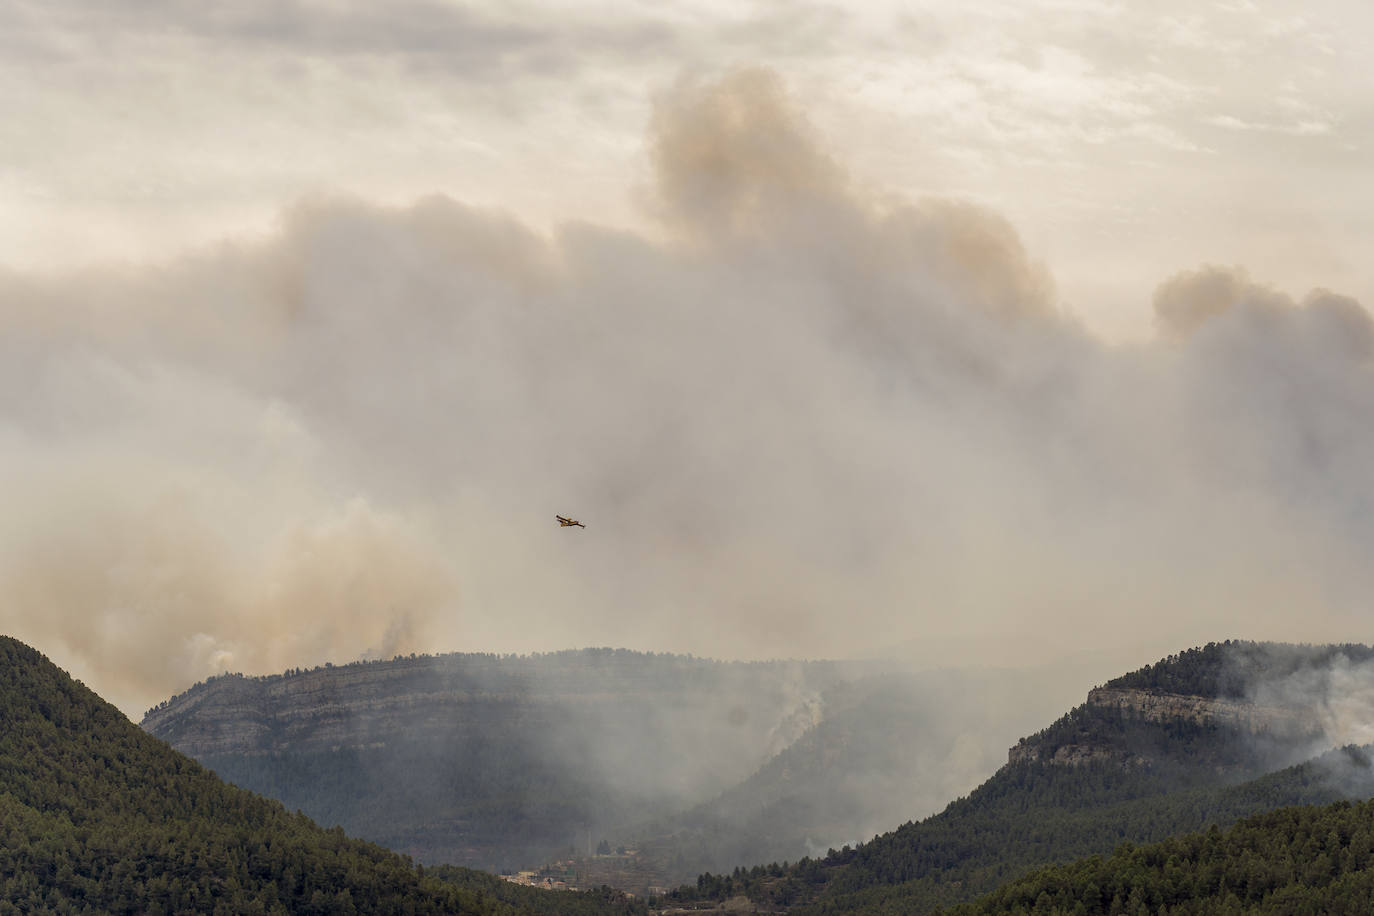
[1084,687,1316,738]
[1006,686,1325,769]
[141,650,860,764]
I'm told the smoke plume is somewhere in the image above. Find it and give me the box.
[2,70,1372,717]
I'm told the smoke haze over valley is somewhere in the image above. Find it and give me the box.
[138,640,1374,900]
[4,3,1374,745]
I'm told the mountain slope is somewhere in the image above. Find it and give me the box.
[621,668,1060,885]
[779,745,1374,915]
[0,635,641,915]
[144,652,1078,891]
[141,650,871,871]
[948,791,1374,915]
[670,641,1374,914]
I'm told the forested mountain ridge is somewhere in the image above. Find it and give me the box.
[668,641,1374,915]
[1102,641,1374,698]
[142,650,875,872]
[1005,640,1354,773]
[0,635,643,915]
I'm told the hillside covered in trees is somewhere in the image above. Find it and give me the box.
[667,642,1374,914]
[947,795,1374,915]
[0,635,643,915]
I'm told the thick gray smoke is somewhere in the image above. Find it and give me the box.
[1228,645,1374,800]
[3,69,1372,717]
[1245,650,1374,757]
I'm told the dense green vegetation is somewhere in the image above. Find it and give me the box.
[946,795,1374,914]
[0,636,643,915]
[667,642,1374,915]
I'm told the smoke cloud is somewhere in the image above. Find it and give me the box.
[3,70,1373,717]
[1244,650,1374,756]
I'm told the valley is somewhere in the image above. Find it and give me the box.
[7,634,1374,913]
[142,650,1061,890]
[138,639,1374,911]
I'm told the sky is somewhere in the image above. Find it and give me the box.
[4,0,1374,717]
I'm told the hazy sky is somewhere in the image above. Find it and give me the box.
[4,1,1374,716]
[7,0,1371,338]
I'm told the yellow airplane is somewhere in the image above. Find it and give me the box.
[556,515,586,528]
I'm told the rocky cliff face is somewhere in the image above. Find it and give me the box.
[1083,687,1317,737]
[1006,686,1325,768]
[143,657,547,757]
[141,650,865,785]
[1006,741,1121,767]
